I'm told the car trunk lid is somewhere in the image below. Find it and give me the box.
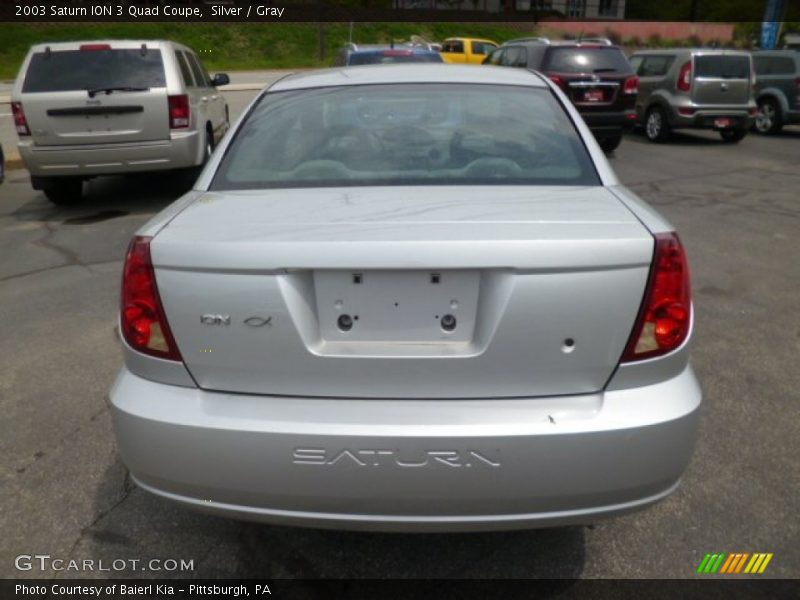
[151,186,655,399]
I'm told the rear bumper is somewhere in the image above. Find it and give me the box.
[669,109,755,130]
[582,110,637,136]
[17,130,201,178]
[110,365,702,532]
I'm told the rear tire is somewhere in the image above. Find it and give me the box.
[598,135,622,153]
[754,98,783,135]
[42,178,83,205]
[720,128,747,143]
[644,106,671,143]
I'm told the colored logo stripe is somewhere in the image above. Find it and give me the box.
[698,552,773,574]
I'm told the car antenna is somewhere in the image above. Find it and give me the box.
[44,46,51,59]
[140,43,147,56]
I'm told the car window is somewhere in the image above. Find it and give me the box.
[753,55,796,75]
[176,51,195,87]
[629,55,643,74]
[187,53,212,87]
[348,52,443,65]
[502,47,527,68]
[694,55,750,79]
[211,83,600,190]
[543,47,633,74]
[471,41,496,55]
[22,48,166,93]
[485,49,504,66]
[442,40,464,54]
[640,55,675,77]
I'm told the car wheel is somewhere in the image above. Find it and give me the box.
[720,128,747,143]
[598,135,622,153]
[43,178,83,205]
[645,106,670,143]
[754,98,783,135]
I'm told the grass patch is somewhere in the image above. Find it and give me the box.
[0,22,542,80]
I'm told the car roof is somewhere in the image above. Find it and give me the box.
[444,37,497,44]
[631,48,751,56]
[504,40,621,49]
[350,47,438,55]
[270,64,547,92]
[27,40,181,52]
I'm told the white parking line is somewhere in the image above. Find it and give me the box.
[0,113,11,117]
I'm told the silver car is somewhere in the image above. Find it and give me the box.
[11,40,230,204]
[110,65,701,532]
[629,49,756,143]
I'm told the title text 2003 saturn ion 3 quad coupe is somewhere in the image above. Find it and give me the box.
[110,65,701,532]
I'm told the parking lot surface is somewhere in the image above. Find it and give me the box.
[0,86,798,578]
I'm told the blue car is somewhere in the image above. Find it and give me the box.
[334,45,443,67]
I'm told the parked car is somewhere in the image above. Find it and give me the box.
[110,64,701,532]
[484,41,638,152]
[751,50,800,134]
[11,40,230,205]
[333,45,443,66]
[440,38,498,64]
[628,49,757,143]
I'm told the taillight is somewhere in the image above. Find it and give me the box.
[121,236,182,361]
[621,233,691,362]
[678,107,696,116]
[547,75,564,89]
[11,102,30,136]
[623,75,639,95]
[79,44,112,51]
[168,94,190,129]
[677,61,692,92]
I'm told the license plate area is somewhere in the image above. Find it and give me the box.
[583,89,604,103]
[314,270,480,343]
[713,117,733,128]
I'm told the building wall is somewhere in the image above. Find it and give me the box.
[541,20,735,42]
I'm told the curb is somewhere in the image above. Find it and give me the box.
[2,146,25,171]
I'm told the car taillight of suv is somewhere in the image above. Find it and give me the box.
[677,61,692,92]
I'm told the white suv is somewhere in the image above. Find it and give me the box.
[11,40,230,204]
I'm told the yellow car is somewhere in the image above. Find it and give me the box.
[440,38,498,64]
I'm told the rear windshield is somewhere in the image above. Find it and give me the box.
[543,47,632,74]
[694,55,750,79]
[22,48,166,93]
[348,52,443,65]
[211,83,599,190]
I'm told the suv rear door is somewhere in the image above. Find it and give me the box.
[185,50,224,132]
[19,44,170,146]
[541,46,634,110]
[691,53,752,106]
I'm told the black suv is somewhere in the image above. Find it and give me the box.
[485,41,638,152]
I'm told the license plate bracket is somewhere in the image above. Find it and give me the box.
[314,270,480,343]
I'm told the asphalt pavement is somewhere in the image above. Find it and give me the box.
[0,90,798,580]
